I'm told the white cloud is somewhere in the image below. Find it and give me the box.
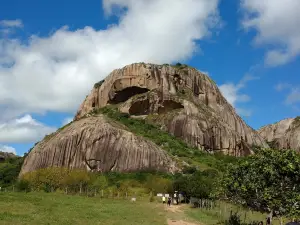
[0,145,16,154]
[219,74,258,117]
[219,74,258,106]
[241,0,300,66]
[275,82,292,92]
[0,0,220,122]
[0,19,23,28]
[219,83,249,107]
[62,117,73,126]
[274,83,300,108]
[0,114,56,143]
[285,88,300,105]
[236,108,252,117]
[0,19,23,37]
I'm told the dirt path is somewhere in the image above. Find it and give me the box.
[164,205,202,225]
[167,218,200,225]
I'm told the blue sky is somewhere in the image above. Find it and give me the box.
[0,0,300,156]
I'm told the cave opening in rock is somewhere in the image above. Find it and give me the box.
[108,86,150,104]
[129,99,150,115]
[158,100,184,114]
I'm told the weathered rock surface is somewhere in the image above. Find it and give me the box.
[0,151,17,163]
[258,117,300,151]
[19,115,176,176]
[75,63,267,156]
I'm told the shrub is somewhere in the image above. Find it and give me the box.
[224,213,259,225]
[94,80,105,89]
[16,179,30,192]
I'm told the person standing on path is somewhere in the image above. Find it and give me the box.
[167,197,171,206]
[162,195,166,204]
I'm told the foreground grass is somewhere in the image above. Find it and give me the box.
[0,192,166,225]
[184,201,283,225]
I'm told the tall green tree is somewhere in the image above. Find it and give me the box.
[0,156,23,187]
[222,148,300,223]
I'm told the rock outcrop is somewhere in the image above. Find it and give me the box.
[258,117,300,151]
[21,63,268,176]
[75,63,267,156]
[20,115,176,176]
[0,151,17,163]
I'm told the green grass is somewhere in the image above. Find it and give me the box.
[184,201,285,225]
[0,192,167,225]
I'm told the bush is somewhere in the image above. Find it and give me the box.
[224,213,260,225]
[149,195,155,202]
[16,179,30,192]
[94,80,105,88]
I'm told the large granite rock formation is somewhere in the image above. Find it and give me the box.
[75,63,267,156]
[20,63,267,176]
[258,117,300,151]
[20,115,176,176]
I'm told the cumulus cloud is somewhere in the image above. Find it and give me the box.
[0,0,220,122]
[0,114,56,143]
[0,145,16,154]
[219,74,258,117]
[241,0,300,66]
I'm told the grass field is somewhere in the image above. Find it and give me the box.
[0,192,167,225]
[184,201,284,225]
[0,192,291,225]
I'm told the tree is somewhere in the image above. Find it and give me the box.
[91,175,108,194]
[0,156,23,187]
[222,148,300,224]
[173,170,218,199]
[145,175,173,194]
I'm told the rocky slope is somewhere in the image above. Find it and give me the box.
[258,117,300,151]
[20,63,268,175]
[75,63,267,156]
[20,115,176,176]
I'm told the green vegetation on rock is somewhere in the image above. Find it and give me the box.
[92,106,237,171]
[94,79,105,89]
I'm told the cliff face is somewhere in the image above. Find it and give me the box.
[20,115,176,176]
[75,63,267,156]
[258,117,300,151]
[20,63,268,176]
